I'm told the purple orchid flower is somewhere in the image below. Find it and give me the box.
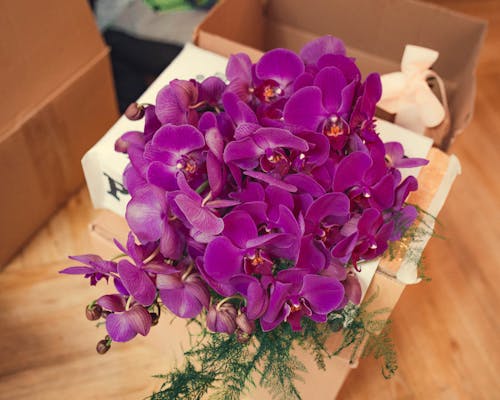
[350,73,382,131]
[156,266,210,319]
[60,254,117,286]
[225,53,254,102]
[224,127,309,175]
[155,79,200,125]
[384,142,430,169]
[115,130,145,154]
[115,105,162,155]
[115,256,157,307]
[203,209,300,290]
[112,232,184,303]
[126,184,185,259]
[388,175,420,240]
[349,208,395,265]
[226,49,304,105]
[145,124,206,191]
[228,274,269,320]
[198,76,227,108]
[299,35,346,68]
[173,173,239,243]
[296,192,351,272]
[333,151,397,211]
[283,52,363,149]
[198,111,228,197]
[253,48,304,102]
[97,294,152,342]
[261,270,344,331]
[288,131,330,173]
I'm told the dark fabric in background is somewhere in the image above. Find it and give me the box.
[87,0,210,113]
[103,30,182,112]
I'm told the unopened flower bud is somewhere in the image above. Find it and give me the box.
[96,337,111,354]
[150,312,160,326]
[86,303,102,321]
[124,102,145,120]
[206,303,237,334]
[236,329,251,344]
[236,312,255,335]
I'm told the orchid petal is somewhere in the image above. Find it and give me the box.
[106,305,152,342]
[96,294,126,312]
[175,194,224,235]
[333,151,372,192]
[300,35,346,65]
[300,275,344,314]
[284,87,326,131]
[256,48,304,86]
[204,237,244,281]
[117,260,156,306]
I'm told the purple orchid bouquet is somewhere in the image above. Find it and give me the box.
[62,36,428,399]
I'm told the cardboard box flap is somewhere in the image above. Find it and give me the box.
[0,0,107,137]
[195,0,486,149]
[266,0,486,78]
[265,0,487,141]
[195,0,264,52]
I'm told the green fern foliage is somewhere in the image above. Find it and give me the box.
[150,292,399,400]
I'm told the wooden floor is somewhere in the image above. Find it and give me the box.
[1,1,499,399]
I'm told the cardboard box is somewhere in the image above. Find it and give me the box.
[194,0,486,150]
[0,0,118,266]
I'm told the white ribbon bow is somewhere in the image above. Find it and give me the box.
[378,45,446,134]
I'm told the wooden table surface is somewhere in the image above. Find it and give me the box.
[1,1,499,399]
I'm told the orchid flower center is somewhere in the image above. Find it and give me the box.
[255,80,283,103]
[348,186,371,201]
[323,116,349,138]
[176,155,198,177]
[264,86,282,102]
[267,152,284,163]
[244,249,272,276]
[289,302,302,313]
[260,149,291,175]
[285,297,311,322]
[318,226,332,243]
[317,222,342,248]
[291,152,307,171]
[257,223,272,235]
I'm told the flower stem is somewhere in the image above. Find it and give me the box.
[189,100,207,110]
[181,264,194,281]
[216,295,245,311]
[201,191,213,206]
[125,295,134,311]
[143,246,161,264]
[195,180,210,194]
